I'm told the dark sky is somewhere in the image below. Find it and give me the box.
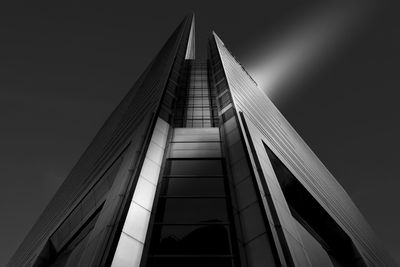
[1,0,399,265]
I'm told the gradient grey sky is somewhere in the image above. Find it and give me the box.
[1,1,399,265]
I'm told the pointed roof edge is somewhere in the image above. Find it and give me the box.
[184,13,196,59]
[211,31,258,87]
[211,31,225,46]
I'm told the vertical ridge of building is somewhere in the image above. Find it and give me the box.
[209,32,396,267]
[6,15,194,267]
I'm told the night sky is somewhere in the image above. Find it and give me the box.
[1,1,399,265]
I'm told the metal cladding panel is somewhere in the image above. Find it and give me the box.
[212,33,395,266]
[185,14,196,60]
[8,16,194,267]
[110,118,170,267]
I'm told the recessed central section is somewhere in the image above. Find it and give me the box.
[144,127,238,266]
[174,61,218,128]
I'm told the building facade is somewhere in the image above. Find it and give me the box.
[8,15,395,267]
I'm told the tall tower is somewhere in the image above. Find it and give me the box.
[8,15,395,267]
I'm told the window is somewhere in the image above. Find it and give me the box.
[150,225,231,255]
[161,178,225,196]
[155,198,228,223]
[166,159,223,176]
[147,257,233,267]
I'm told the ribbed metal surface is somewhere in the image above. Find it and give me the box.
[212,33,395,266]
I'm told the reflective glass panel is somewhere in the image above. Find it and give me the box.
[150,225,231,255]
[155,198,228,223]
[147,257,233,267]
[160,178,225,196]
[166,159,223,176]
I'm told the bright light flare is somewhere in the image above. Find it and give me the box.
[245,2,374,101]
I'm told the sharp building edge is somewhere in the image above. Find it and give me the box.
[7,15,395,267]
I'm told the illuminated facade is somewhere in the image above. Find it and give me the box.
[8,15,395,267]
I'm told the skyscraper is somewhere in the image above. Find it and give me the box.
[7,15,395,267]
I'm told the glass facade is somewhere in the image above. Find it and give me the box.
[143,127,239,266]
[141,51,239,266]
[174,62,218,127]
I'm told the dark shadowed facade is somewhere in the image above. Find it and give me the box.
[7,15,395,267]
